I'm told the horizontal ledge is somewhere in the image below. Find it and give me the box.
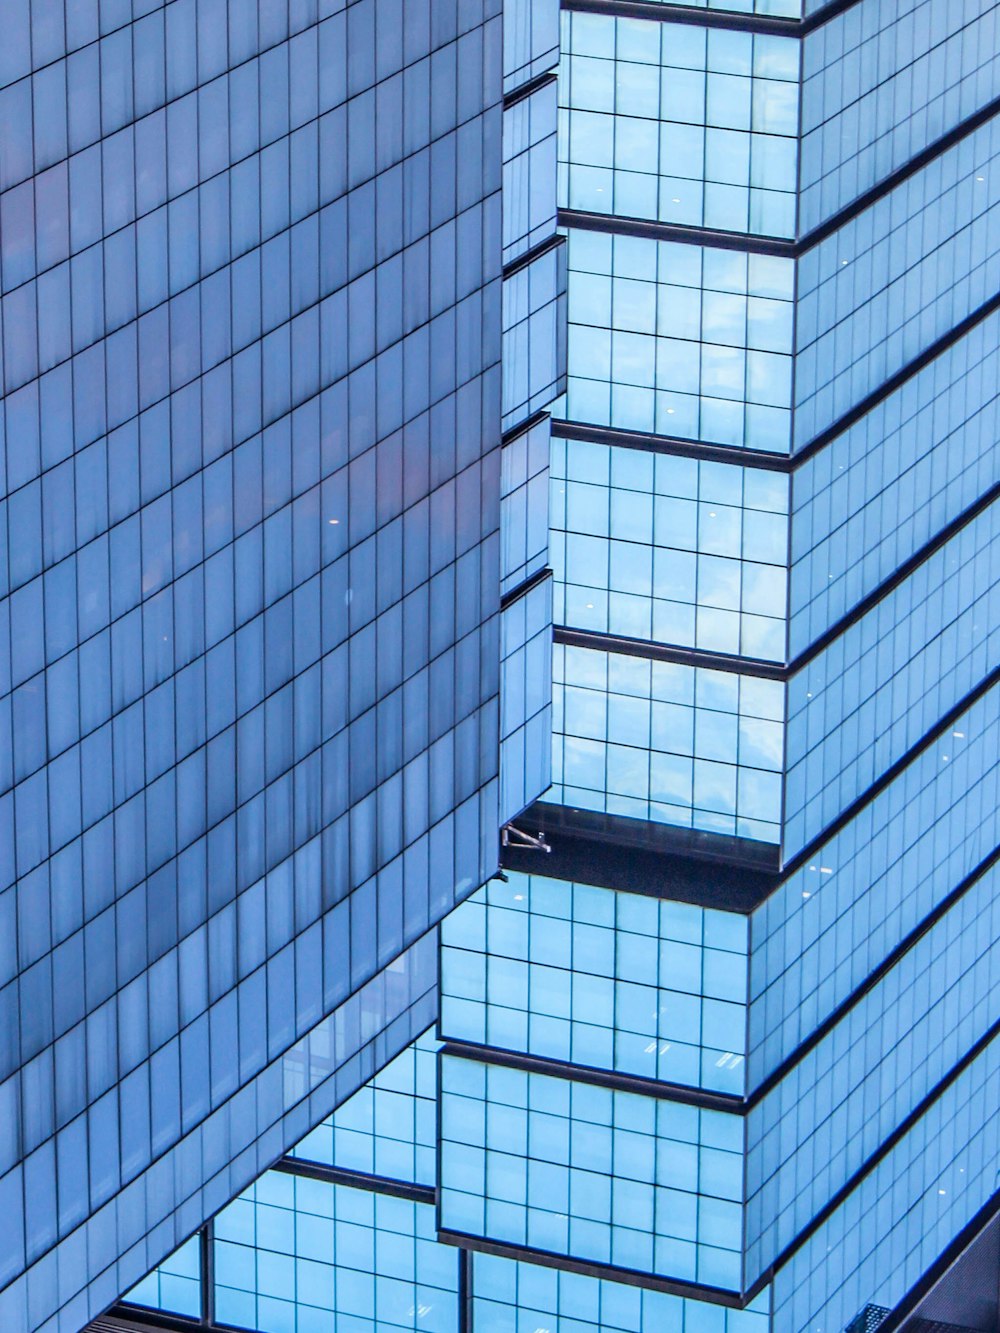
[502,407,550,447]
[102,1312,205,1333]
[747,840,1000,1109]
[502,69,557,111]
[500,565,553,612]
[562,0,864,39]
[800,89,1000,251]
[555,430,1000,678]
[552,417,793,471]
[506,806,1000,1116]
[554,625,787,679]
[437,1228,749,1307]
[558,270,1000,469]
[502,231,565,280]
[874,1188,1000,1333]
[273,1156,436,1204]
[756,1009,1000,1286]
[559,206,795,256]
[795,288,1000,463]
[788,477,1000,674]
[783,661,1000,881]
[440,1039,745,1111]
[544,661,1000,890]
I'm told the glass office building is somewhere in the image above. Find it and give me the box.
[13,0,1000,1331]
[0,0,562,1329]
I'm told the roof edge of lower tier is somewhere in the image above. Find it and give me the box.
[561,0,861,39]
[509,654,1000,911]
[503,800,781,910]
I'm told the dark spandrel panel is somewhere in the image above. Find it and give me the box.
[0,0,507,1326]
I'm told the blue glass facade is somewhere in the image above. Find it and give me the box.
[551,438,790,658]
[213,1176,458,1333]
[438,1053,745,1288]
[26,0,1000,1331]
[563,231,795,449]
[558,15,800,235]
[0,0,563,1328]
[440,874,748,1094]
[453,0,1000,1325]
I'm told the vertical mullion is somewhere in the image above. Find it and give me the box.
[458,1245,474,1333]
[200,1223,215,1327]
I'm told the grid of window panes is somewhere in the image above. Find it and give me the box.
[784,499,1000,856]
[749,680,1000,1083]
[0,0,506,1324]
[564,228,795,450]
[213,1171,459,1333]
[442,874,746,1093]
[558,12,799,235]
[770,1025,1000,1333]
[502,239,568,432]
[553,643,784,841]
[799,0,1000,233]
[439,1054,745,1289]
[793,113,1000,446]
[289,1029,440,1188]
[503,77,559,267]
[497,0,560,831]
[119,1014,442,1327]
[551,436,789,659]
[788,306,1000,655]
[500,576,554,824]
[746,853,1000,1278]
[471,1252,773,1333]
[122,1234,201,1320]
[0,930,437,1332]
[440,871,749,1093]
[500,414,550,599]
[504,0,561,96]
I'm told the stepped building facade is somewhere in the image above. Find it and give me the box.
[4,0,1000,1331]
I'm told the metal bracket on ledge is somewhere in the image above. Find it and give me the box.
[502,824,552,853]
